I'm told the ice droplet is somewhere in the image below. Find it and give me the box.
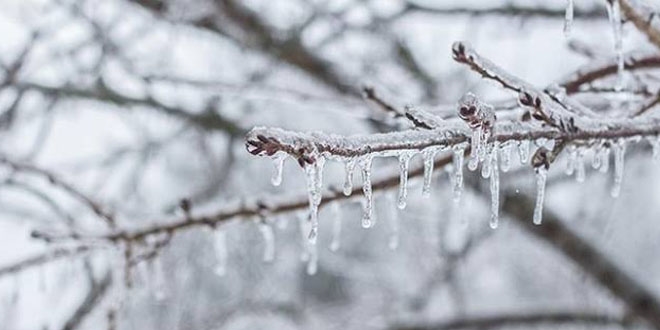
[422,148,436,198]
[452,147,465,203]
[270,154,285,186]
[533,166,547,225]
[259,222,275,262]
[213,228,228,276]
[329,202,342,252]
[564,0,574,37]
[611,140,626,198]
[360,156,374,228]
[489,142,500,229]
[397,152,413,209]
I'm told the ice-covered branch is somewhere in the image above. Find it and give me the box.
[246,119,660,166]
[403,2,605,19]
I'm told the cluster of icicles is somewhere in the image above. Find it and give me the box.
[209,132,658,276]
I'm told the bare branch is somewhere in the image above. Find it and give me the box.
[393,311,629,330]
[618,0,660,50]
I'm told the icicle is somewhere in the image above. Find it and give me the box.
[611,140,626,198]
[606,0,625,89]
[592,146,602,169]
[575,149,586,183]
[343,160,356,196]
[151,257,167,301]
[397,152,413,209]
[649,136,660,161]
[481,145,492,179]
[329,202,342,252]
[489,142,500,229]
[422,148,436,197]
[213,228,228,276]
[304,157,325,244]
[360,156,374,228]
[270,154,285,186]
[388,193,400,250]
[564,0,574,37]
[298,214,310,262]
[452,147,464,203]
[533,167,547,225]
[565,145,577,176]
[259,222,275,262]
[307,240,318,275]
[518,140,530,164]
[468,130,481,171]
[500,143,512,172]
[600,145,611,173]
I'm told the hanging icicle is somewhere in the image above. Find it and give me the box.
[518,140,530,164]
[397,152,413,209]
[329,202,342,252]
[422,148,437,198]
[605,0,625,89]
[213,227,228,276]
[489,142,500,229]
[304,157,325,244]
[270,153,286,186]
[533,166,548,225]
[575,148,586,183]
[388,193,400,250]
[452,146,465,203]
[259,222,275,262]
[611,139,627,197]
[343,159,356,196]
[564,0,574,37]
[360,156,374,228]
[307,240,318,275]
[500,142,512,172]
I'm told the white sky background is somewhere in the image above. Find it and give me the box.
[0,0,660,329]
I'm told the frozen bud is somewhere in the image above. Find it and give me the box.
[532,146,551,170]
[457,92,496,130]
[451,41,468,61]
